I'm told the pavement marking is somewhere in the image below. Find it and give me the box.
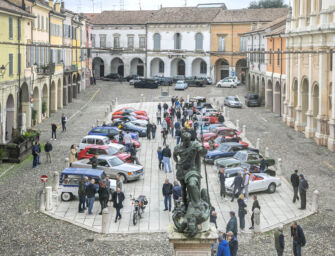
[0,165,15,179]
[260,117,268,123]
[324,162,335,171]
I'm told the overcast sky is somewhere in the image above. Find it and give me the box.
[64,0,290,13]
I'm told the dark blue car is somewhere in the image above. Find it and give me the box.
[120,122,147,137]
[204,142,258,164]
[88,126,139,140]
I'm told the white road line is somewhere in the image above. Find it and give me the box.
[0,165,15,179]
[261,117,268,122]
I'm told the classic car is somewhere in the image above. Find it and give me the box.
[202,136,248,150]
[113,115,148,127]
[88,126,139,140]
[216,78,237,88]
[134,79,159,89]
[220,165,276,178]
[78,135,125,151]
[101,73,122,81]
[200,127,241,142]
[224,96,242,108]
[113,107,147,116]
[111,112,149,121]
[119,122,147,137]
[245,93,261,107]
[77,145,132,163]
[174,80,188,90]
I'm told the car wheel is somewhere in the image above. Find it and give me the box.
[133,212,138,225]
[267,183,277,193]
[119,173,127,183]
[61,192,72,201]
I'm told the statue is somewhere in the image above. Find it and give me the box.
[172,132,210,238]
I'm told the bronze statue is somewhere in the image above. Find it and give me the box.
[172,132,210,238]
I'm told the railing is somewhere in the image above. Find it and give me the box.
[36,63,55,75]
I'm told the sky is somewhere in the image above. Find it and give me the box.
[64,0,291,13]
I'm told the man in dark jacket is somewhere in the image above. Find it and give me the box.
[163,103,169,112]
[249,195,260,230]
[175,128,182,145]
[259,156,266,173]
[172,181,181,209]
[32,142,39,168]
[226,211,238,237]
[291,169,300,203]
[218,113,225,124]
[85,179,98,215]
[162,145,172,173]
[219,169,226,199]
[129,143,141,165]
[44,141,53,163]
[176,110,181,121]
[274,225,285,256]
[112,188,125,222]
[61,113,67,132]
[78,177,86,213]
[227,231,238,256]
[162,179,173,211]
[146,122,152,140]
[230,173,243,202]
[291,221,306,256]
[298,174,309,210]
[51,123,57,140]
[151,123,157,139]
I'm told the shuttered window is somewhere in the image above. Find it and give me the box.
[9,17,13,39]
[9,54,13,76]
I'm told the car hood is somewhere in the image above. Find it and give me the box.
[109,143,124,151]
[115,152,130,159]
[215,158,241,167]
[224,177,235,187]
[111,163,142,172]
[206,150,223,158]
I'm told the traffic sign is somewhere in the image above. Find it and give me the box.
[40,175,48,183]
[232,71,235,76]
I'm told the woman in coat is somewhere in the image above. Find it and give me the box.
[237,194,247,231]
[69,144,77,167]
[98,180,109,215]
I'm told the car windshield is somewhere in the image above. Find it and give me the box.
[176,81,184,84]
[249,94,259,100]
[234,151,247,161]
[107,147,118,155]
[233,97,239,101]
[218,144,230,151]
[108,157,124,166]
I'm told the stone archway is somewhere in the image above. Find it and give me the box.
[50,81,57,113]
[301,78,309,126]
[111,57,124,77]
[312,83,319,131]
[5,94,15,141]
[20,82,30,130]
[191,58,207,77]
[57,79,62,109]
[266,80,273,111]
[274,81,281,115]
[130,58,144,77]
[171,58,186,77]
[215,58,229,82]
[93,57,104,79]
[235,58,247,84]
[292,79,298,120]
[150,58,164,77]
[32,87,40,125]
[42,84,49,118]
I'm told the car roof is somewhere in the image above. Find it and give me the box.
[220,142,244,146]
[83,135,109,139]
[93,126,117,130]
[95,155,118,160]
[84,145,109,149]
[61,168,104,177]
[237,150,256,154]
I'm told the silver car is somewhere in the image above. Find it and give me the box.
[175,80,188,90]
[71,155,144,183]
[224,96,242,108]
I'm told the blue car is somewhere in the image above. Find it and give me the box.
[204,142,258,164]
[121,122,147,137]
[88,126,139,140]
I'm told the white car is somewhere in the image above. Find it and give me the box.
[216,78,237,88]
[227,76,241,85]
[225,173,281,195]
[224,96,242,108]
[129,77,144,85]
[175,80,188,90]
[79,135,125,151]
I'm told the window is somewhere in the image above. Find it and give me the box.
[218,36,225,52]
[41,16,44,31]
[9,17,13,39]
[91,34,96,48]
[18,18,21,40]
[128,36,134,48]
[100,34,106,48]
[38,15,40,29]
[153,33,161,50]
[159,60,164,73]
[277,48,280,66]
[174,33,181,50]
[200,61,207,74]
[46,18,48,32]
[9,54,13,76]
[139,36,146,48]
[195,33,203,50]
[269,49,272,64]
[113,36,120,48]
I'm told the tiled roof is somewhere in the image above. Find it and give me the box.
[242,14,287,36]
[213,8,289,23]
[0,0,34,17]
[83,13,98,21]
[147,7,222,24]
[90,10,158,25]
[265,25,286,36]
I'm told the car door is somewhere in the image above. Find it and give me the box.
[96,159,110,172]
[249,175,265,192]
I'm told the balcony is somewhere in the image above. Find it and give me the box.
[36,63,55,76]
[64,65,78,73]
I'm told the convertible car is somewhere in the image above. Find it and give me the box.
[112,112,149,121]
[200,127,241,142]
[77,145,132,163]
[113,107,147,116]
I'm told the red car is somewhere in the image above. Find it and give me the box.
[200,127,242,142]
[204,112,219,124]
[77,145,132,163]
[112,112,149,121]
[113,107,147,116]
[110,139,141,149]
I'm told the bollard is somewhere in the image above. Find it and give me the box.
[254,208,261,232]
[220,104,224,111]
[110,104,113,112]
[102,207,110,234]
[312,190,320,211]
[256,138,260,150]
[105,111,108,118]
[236,120,240,130]
[52,171,59,192]
[276,158,282,176]
[115,97,118,106]
[265,147,269,158]
[45,186,53,211]
[40,189,46,211]
[242,125,246,136]
[64,157,70,168]
[223,107,226,116]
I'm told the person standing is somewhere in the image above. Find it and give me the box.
[98,180,109,215]
[219,169,226,199]
[158,103,162,113]
[237,194,247,231]
[161,128,168,146]
[172,181,181,209]
[61,114,67,132]
[226,211,238,237]
[218,113,225,124]
[162,118,168,131]
[242,169,250,199]
[166,116,171,132]
[175,128,182,145]
[152,123,157,139]
[85,179,98,215]
[51,123,57,140]
[170,121,174,137]
[163,102,168,113]
[32,142,39,168]
[146,122,152,140]
[78,177,86,213]
[259,156,266,173]
[129,143,141,165]
[176,109,181,121]
[162,179,173,211]
[157,147,163,170]
[216,233,231,256]
[298,174,309,210]
[36,141,41,165]
[291,221,306,256]
[162,145,172,173]
[118,130,124,145]
[112,188,125,222]
[124,132,132,152]
[291,169,300,203]
[156,110,161,124]
[116,174,123,192]
[274,225,285,256]
[69,144,77,167]
[44,140,53,163]
[230,173,243,202]
[249,195,260,230]
[227,231,238,256]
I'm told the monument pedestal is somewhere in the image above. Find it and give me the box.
[168,224,218,256]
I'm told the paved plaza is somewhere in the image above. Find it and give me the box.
[47,101,316,234]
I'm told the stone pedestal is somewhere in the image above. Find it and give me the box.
[286,104,295,127]
[327,120,335,152]
[168,224,218,256]
[314,115,329,146]
[305,112,315,138]
[294,107,304,131]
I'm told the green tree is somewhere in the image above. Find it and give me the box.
[249,0,287,9]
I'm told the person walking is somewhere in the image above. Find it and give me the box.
[176,109,181,121]
[162,179,173,211]
[291,169,300,203]
[227,231,238,256]
[218,113,225,124]
[152,123,157,139]
[163,102,168,113]
[78,177,86,213]
[274,225,285,256]
[156,110,161,124]
[298,174,309,210]
[157,147,163,170]
[166,116,171,132]
[175,128,182,145]
[118,130,124,144]
[226,211,238,237]
[61,113,67,132]
[112,188,125,222]
[51,123,57,140]
[146,122,152,140]
[162,118,168,131]
[170,121,174,137]
[69,144,77,167]
[172,181,181,209]
[230,173,243,202]
[219,169,226,199]
[32,142,39,168]
[291,221,306,256]
[217,233,231,256]
[249,195,260,230]
[44,140,53,163]
[85,179,98,215]
[237,194,247,231]
[161,128,168,146]
[116,174,123,192]
[98,180,109,215]
[259,156,266,173]
[124,132,132,152]
[242,169,250,199]
[36,141,41,165]
[162,145,172,173]
[158,103,162,113]
[129,143,141,165]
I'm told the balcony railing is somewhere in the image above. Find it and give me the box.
[36,63,55,75]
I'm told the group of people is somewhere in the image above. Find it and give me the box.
[161,179,181,212]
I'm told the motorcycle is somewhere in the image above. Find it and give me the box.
[130,194,148,225]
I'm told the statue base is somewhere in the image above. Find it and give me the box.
[167,223,218,256]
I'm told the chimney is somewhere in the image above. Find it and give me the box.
[61,1,64,9]
[49,0,54,8]
[55,2,61,12]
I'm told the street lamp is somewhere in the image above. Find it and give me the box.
[0,64,8,77]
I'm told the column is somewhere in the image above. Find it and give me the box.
[328,51,335,151]
[21,102,31,129]
[283,48,290,122]
[315,49,329,145]
[294,53,303,131]
[310,0,317,26]
[287,49,295,127]
[305,53,315,138]
[298,0,306,28]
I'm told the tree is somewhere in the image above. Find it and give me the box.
[248,0,288,9]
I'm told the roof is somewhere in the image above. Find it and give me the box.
[148,7,221,24]
[90,10,158,25]
[242,14,287,36]
[0,0,34,17]
[61,168,104,177]
[212,8,288,23]
[83,13,99,21]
